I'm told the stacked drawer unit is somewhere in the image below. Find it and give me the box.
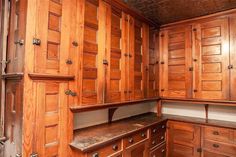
[202,126,236,157]
[149,121,167,157]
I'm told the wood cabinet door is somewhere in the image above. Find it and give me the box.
[167,121,201,157]
[131,19,148,100]
[33,81,69,157]
[159,26,192,98]
[147,30,159,98]
[34,0,72,75]
[79,0,104,105]
[105,5,124,103]
[192,18,230,100]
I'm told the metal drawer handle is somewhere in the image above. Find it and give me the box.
[213,131,219,135]
[162,149,165,153]
[112,145,118,151]
[153,129,157,133]
[213,144,219,148]
[141,133,146,138]
[128,138,133,143]
[152,140,156,145]
[161,136,164,140]
[92,152,99,157]
[162,125,165,129]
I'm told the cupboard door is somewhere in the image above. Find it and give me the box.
[79,0,104,105]
[34,0,72,74]
[148,30,159,98]
[33,82,68,157]
[167,121,201,157]
[105,6,123,103]
[193,18,230,100]
[132,19,148,100]
[160,26,192,98]
[229,15,236,100]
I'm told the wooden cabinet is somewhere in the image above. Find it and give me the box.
[192,18,230,100]
[167,121,201,157]
[159,26,192,99]
[150,144,166,157]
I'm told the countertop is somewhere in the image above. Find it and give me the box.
[70,112,236,152]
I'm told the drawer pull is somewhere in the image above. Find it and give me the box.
[152,155,156,157]
[112,145,118,151]
[92,153,99,157]
[213,144,219,148]
[213,131,219,135]
[33,38,41,46]
[152,140,156,145]
[161,125,165,129]
[161,136,164,140]
[153,129,157,133]
[141,133,146,138]
[128,138,133,143]
[161,149,165,153]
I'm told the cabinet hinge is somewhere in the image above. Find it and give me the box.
[228,65,233,69]
[103,59,108,65]
[189,67,194,71]
[65,90,77,97]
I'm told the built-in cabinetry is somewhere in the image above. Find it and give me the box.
[167,121,236,157]
[159,14,236,101]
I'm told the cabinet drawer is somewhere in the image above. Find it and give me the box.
[88,140,122,157]
[204,126,233,143]
[150,144,166,157]
[150,130,165,149]
[124,129,148,148]
[150,121,166,137]
[203,150,230,157]
[203,140,236,156]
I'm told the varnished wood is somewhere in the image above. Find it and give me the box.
[28,73,75,81]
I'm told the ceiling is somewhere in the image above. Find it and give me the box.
[124,0,236,25]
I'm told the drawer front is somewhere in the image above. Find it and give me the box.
[124,129,148,148]
[203,140,236,156]
[150,121,166,137]
[88,140,122,157]
[203,150,230,157]
[150,144,166,157]
[150,130,166,149]
[204,126,233,143]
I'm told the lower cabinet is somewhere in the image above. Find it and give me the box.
[150,144,166,157]
[167,121,236,157]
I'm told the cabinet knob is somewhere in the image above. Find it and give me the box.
[152,140,156,145]
[15,39,24,46]
[128,138,133,143]
[30,153,38,157]
[72,41,78,47]
[161,136,164,140]
[193,28,197,32]
[103,59,109,65]
[162,125,165,129]
[193,59,197,62]
[141,132,146,138]
[189,67,194,71]
[228,65,233,69]
[32,38,41,46]
[112,145,118,151]
[92,153,99,157]
[161,89,165,92]
[213,144,219,148]
[193,89,198,93]
[152,129,157,133]
[15,154,21,157]
[66,59,73,65]
[161,149,165,153]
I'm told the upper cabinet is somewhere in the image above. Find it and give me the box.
[34,0,72,75]
[192,18,230,100]
[159,26,192,99]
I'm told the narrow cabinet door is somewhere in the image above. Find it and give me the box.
[34,0,72,74]
[131,19,148,100]
[159,26,192,98]
[193,18,230,100]
[105,5,123,103]
[33,82,69,157]
[147,30,159,98]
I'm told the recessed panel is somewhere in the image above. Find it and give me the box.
[202,81,222,91]
[202,63,221,73]
[202,26,221,38]
[202,44,221,56]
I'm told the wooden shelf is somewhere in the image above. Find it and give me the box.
[28,73,75,81]
[70,97,160,112]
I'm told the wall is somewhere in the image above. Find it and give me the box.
[74,101,236,129]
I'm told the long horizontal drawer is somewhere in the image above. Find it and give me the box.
[203,150,230,157]
[123,129,148,148]
[88,140,122,157]
[203,126,234,143]
[203,139,236,156]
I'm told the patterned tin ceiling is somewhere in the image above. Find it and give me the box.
[124,0,236,25]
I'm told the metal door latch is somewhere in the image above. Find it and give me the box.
[14,39,24,46]
[65,90,77,97]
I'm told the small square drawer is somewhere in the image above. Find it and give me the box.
[203,140,236,156]
[204,126,234,143]
[88,140,122,157]
[150,130,166,149]
[123,129,148,148]
[150,121,166,137]
[150,144,166,157]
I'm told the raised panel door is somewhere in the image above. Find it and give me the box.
[193,18,230,100]
[34,0,72,74]
[33,81,68,157]
[159,26,192,98]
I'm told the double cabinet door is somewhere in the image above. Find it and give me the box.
[160,17,236,100]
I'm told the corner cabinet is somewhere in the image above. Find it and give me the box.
[159,15,236,101]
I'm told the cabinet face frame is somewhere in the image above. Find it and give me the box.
[192,18,230,100]
[159,26,193,99]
